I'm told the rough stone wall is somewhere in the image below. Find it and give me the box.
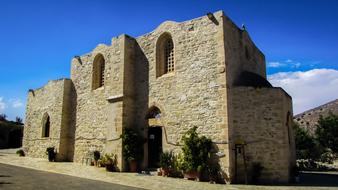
[58,79,77,161]
[23,79,73,161]
[23,10,295,183]
[134,11,231,176]
[70,35,133,169]
[222,16,266,87]
[231,87,295,184]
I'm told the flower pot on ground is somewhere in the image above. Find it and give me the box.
[129,159,137,172]
[46,147,57,162]
[178,126,213,181]
[120,127,143,172]
[16,149,25,157]
[183,170,201,181]
[101,153,117,172]
[159,151,174,177]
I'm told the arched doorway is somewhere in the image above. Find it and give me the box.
[148,127,162,168]
[146,106,163,168]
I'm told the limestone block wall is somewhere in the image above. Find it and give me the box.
[230,87,295,184]
[222,16,266,87]
[23,79,73,161]
[70,35,133,169]
[134,11,231,176]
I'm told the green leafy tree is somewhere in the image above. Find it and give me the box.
[293,122,322,160]
[0,114,7,121]
[316,113,338,153]
[15,116,23,124]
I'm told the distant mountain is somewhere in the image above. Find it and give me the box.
[294,99,338,135]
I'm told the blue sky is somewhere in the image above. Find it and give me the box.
[1,0,338,120]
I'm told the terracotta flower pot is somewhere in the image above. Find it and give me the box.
[161,168,170,177]
[105,164,115,172]
[129,160,137,172]
[183,171,200,181]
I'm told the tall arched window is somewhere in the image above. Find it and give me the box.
[92,53,105,90]
[42,113,50,138]
[156,33,174,77]
[286,111,291,145]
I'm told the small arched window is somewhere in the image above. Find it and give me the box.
[92,53,105,90]
[42,113,50,138]
[146,106,161,119]
[156,33,174,77]
[286,111,291,145]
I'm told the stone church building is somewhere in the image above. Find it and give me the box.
[23,11,295,183]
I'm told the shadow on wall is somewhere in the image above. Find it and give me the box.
[67,81,77,162]
[121,38,150,171]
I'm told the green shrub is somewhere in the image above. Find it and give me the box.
[120,128,143,162]
[16,149,25,157]
[319,149,336,164]
[159,151,174,169]
[297,159,337,171]
[100,153,118,172]
[179,126,212,173]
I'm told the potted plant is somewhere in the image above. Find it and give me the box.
[100,153,117,172]
[121,127,143,172]
[179,127,212,181]
[93,150,101,166]
[159,151,174,176]
[16,149,25,157]
[46,147,57,162]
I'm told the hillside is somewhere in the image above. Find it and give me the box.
[0,120,24,149]
[294,99,338,135]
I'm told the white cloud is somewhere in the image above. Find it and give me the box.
[11,99,23,108]
[0,97,6,111]
[292,62,301,68]
[268,61,286,68]
[268,59,302,68]
[268,69,338,114]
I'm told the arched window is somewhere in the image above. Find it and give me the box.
[92,53,105,90]
[146,106,161,119]
[156,33,174,77]
[42,113,50,138]
[286,111,291,145]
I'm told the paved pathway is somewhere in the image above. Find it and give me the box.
[0,150,337,190]
[0,163,144,190]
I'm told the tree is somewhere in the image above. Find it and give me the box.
[0,113,7,121]
[15,116,23,124]
[293,122,320,159]
[316,113,338,153]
